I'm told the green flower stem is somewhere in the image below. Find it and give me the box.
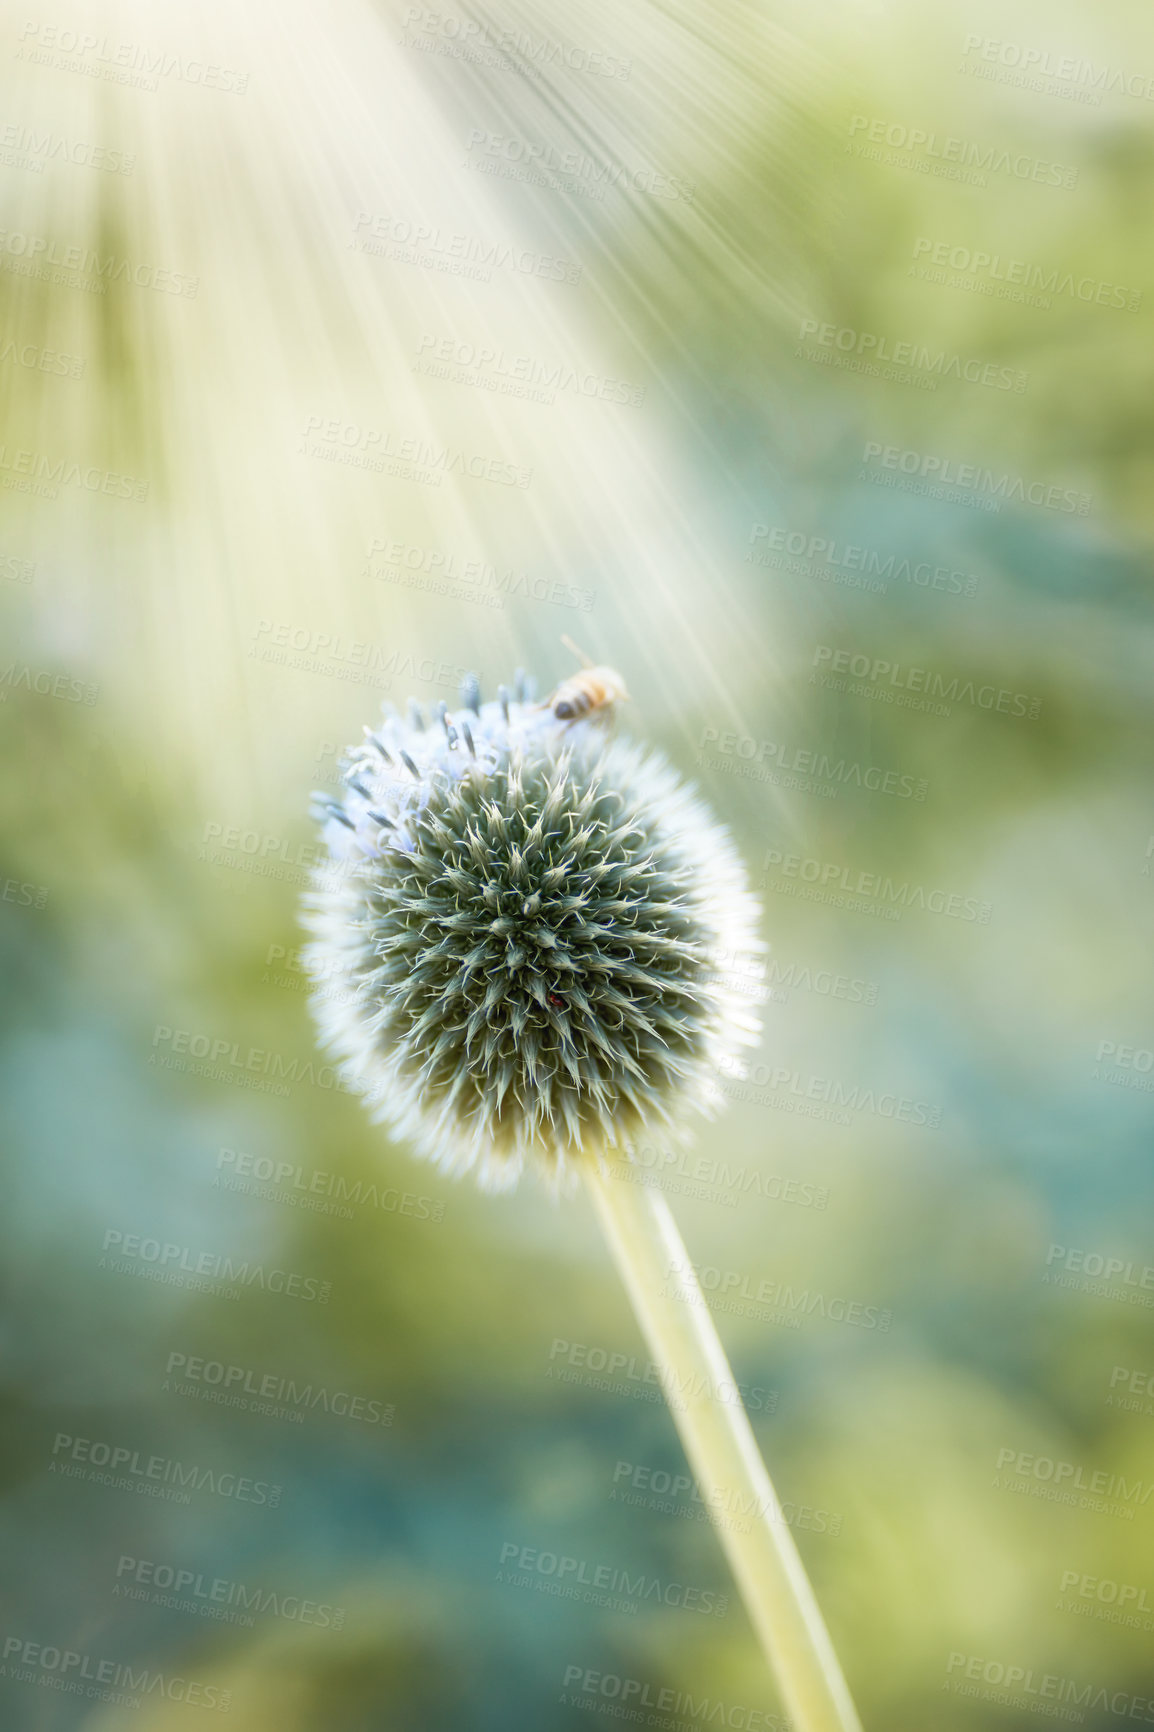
[584,1159,863,1732]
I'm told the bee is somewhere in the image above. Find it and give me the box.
[545,636,630,723]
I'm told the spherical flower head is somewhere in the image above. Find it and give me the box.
[302,672,762,1191]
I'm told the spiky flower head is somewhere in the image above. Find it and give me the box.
[302,669,762,1191]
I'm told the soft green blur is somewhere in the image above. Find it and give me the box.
[1,0,1153,1727]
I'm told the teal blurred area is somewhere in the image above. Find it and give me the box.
[1,0,1153,1726]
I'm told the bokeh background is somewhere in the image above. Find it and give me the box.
[2,0,1153,1726]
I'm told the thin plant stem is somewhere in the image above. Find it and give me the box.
[584,1158,863,1732]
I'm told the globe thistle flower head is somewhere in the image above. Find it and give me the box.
[303,669,762,1191]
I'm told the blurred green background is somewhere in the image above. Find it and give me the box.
[2,0,1153,1726]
